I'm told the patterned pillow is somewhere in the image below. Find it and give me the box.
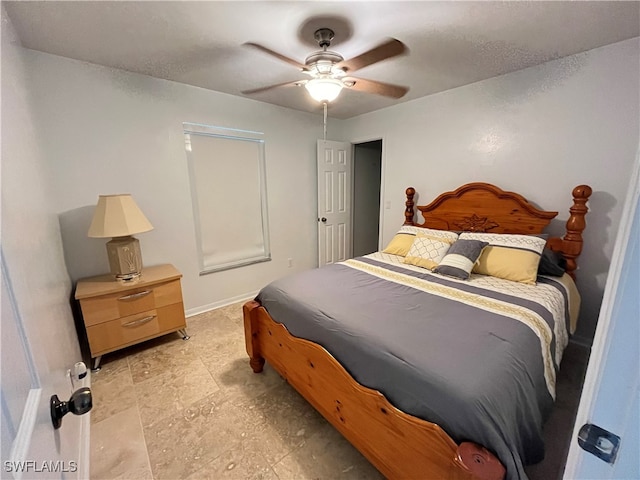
[460,232,547,285]
[433,239,489,280]
[403,234,456,270]
[383,226,458,257]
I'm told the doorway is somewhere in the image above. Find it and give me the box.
[352,139,383,257]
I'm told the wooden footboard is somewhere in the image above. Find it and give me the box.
[243,300,505,480]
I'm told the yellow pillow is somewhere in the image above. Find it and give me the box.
[460,232,546,284]
[382,233,415,256]
[473,246,541,285]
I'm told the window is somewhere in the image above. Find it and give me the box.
[184,123,270,274]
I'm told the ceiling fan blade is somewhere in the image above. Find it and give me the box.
[243,42,307,71]
[336,38,407,73]
[242,80,304,95]
[343,77,409,99]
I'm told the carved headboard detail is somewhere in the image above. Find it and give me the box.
[403,182,593,279]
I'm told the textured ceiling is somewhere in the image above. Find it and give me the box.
[4,1,639,119]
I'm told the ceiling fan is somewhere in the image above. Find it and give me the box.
[242,28,409,103]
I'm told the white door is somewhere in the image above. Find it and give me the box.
[317,140,352,266]
[564,161,639,478]
[1,251,89,479]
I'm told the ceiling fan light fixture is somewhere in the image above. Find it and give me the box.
[305,77,343,102]
[242,29,408,102]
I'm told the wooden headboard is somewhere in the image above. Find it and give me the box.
[403,182,592,279]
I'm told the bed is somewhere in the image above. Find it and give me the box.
[243,182,592,480]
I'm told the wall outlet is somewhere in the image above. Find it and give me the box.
[287,258,293,268]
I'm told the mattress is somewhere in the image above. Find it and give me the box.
[256,252,579,480]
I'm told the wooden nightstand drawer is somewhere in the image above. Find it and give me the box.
[86,303,186,356]
[75,264,189,371]
[80,279,183,326]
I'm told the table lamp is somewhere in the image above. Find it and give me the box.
[87,194,153,281]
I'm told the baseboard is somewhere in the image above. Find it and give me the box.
[185,291,259,317]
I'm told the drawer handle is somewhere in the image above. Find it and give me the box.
[122,315,156,328]
[118,290,152,301]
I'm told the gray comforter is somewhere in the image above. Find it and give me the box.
[256,255,571,480]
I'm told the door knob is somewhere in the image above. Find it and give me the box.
[50,387,92,429]
[321,217,327,223]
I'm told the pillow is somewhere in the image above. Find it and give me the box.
[433,239,489,280]
[382,232,415,256]
[383,226,458,257]
[403,233,456,270]
[460,232,547,285]
[538,248,567,277]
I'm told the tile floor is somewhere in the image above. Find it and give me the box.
[90,302,588,480]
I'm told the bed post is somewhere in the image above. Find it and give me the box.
[561,185,593,279]
[243,300,265,373]
[404,187,416,225]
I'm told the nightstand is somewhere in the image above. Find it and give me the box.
[75,264,189,372]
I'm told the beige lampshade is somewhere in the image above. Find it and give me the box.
[88,194,153,238]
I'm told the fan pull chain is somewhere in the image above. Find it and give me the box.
[323,102,328,141]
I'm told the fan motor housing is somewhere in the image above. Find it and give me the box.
[305,50,344,67]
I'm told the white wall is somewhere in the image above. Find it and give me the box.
[22,50,329,313]
[341,38,640,344]
[1,7,82,393]
[1,6,86,473]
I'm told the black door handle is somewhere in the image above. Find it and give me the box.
[320,217,327,223]
[51,387,92,429]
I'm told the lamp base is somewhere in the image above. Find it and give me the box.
[106,236,143,279]
[116,272,141,283]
